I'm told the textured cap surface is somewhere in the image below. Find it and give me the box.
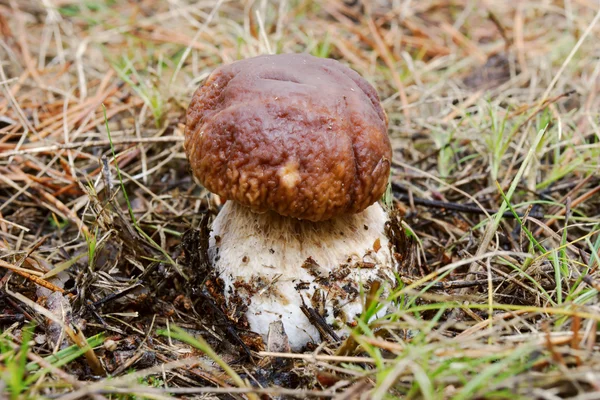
[185,53,391,221]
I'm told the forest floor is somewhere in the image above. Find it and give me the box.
[1,1,599,399]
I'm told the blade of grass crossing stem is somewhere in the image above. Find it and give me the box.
[558,206,571,303]
[41,253,86,279]
[86,225,98,271]
[473,124,549,326]
[157,326,259,400]
[591,226,600,267]
[536,229,600,262]
[567,230,600,302]
[351,321,385,368]
[500,257,554,305]
[482,123,549,247]
[496,184,547,254]
[533,226,600,303]
[25,333,105,384]
[496,184,554,304]
[26,333,105,372]
[552,247,564,304]
[102,104,187,279]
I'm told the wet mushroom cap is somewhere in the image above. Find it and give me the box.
[185,53,392,221]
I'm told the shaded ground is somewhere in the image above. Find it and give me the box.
[0,0,599,398]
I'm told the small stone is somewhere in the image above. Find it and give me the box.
[104,339,118,352]
[34,334,46,345]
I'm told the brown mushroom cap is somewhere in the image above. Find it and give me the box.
[185,53,392,222]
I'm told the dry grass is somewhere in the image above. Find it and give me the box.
[1,0,600,399]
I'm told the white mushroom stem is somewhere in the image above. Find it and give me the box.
[209,201,396,350]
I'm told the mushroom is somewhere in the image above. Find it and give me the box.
[185,53,395,350]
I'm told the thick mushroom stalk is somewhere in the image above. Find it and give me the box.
[210,201,394,349]
[185,53,395,350]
